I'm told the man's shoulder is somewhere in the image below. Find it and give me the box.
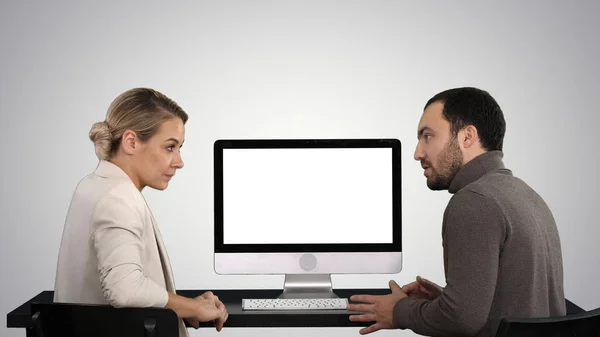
[445,172,516,214]
[446,169,545,219]
[443,184,508,235]
[461,169,533,198]
[447,187,493,213]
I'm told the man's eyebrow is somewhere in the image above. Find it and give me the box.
[418,126,432,138]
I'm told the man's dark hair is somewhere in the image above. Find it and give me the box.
[424,87,506,151]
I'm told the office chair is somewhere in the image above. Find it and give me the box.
[30,302,180,337]
[495,306,600,337]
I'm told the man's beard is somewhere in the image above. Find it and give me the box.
[426,137,463,191]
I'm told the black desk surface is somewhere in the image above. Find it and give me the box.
[7,289,585,329]
[7,288,392,329]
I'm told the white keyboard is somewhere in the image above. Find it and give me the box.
[242,298,349,311]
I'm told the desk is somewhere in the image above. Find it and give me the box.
[7,289,585,333]
[7,288,390,333]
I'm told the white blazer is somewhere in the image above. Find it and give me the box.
[54,160,188,337]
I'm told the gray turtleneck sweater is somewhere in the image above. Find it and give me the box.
[393,150,565,337]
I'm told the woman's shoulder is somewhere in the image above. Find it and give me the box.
[98,177,144,207]
[70,170,144,211]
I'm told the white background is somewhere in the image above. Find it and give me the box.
[222,148,393,244]
[1,1,599,336]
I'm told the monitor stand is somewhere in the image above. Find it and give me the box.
[277,274,338,299]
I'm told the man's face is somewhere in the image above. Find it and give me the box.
[414,101,464,190]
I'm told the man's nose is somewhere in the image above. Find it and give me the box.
[414,144,425,161]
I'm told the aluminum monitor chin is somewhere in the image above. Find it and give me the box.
[213,139,402,297]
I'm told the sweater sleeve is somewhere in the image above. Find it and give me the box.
[90,185,169,308]
[393,190,506,337]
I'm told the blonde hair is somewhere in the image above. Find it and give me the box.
[89,88,188,160]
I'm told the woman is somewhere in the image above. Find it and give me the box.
[53,88,227,336]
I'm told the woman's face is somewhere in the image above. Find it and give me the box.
[134,117,185,191]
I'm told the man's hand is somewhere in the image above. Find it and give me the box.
[401,276,442,300]
[194,291,229,331]
[347,280,408,335]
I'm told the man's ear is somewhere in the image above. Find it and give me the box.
[121,130,138,155]
[461,125,480,149]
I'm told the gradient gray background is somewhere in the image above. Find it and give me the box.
[1,1,599,336]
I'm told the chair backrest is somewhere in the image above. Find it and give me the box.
[495,307,600,337]
[30,302,179,337]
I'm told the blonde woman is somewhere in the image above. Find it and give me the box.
[53,88,227,336]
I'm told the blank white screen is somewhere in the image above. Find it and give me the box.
[222,148,393,244]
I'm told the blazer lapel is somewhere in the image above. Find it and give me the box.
[149,212,176,293]
[146,200,189,337]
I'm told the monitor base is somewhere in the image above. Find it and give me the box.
[277,274,338,299]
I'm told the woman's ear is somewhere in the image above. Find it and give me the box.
[120,130,138,155]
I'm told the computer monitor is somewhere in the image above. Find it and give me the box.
[214,139,402,298]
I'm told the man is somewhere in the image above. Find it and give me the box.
[347,87,565,337]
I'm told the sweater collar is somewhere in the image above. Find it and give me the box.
[448,150,507,194]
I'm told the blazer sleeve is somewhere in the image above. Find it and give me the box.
[90,185,169,308]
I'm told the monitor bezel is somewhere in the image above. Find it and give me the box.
[214,138,402,253]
